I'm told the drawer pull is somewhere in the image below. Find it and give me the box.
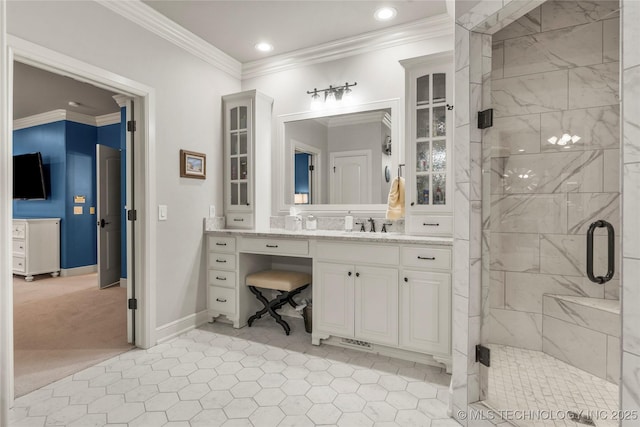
[216,259,227,263]
[417,256,436,261]
[423,223,440,226]
[216,242,227,246]
[215,276,226,280]
[233,218,244,222]
[216,298,227,303]
[266,244,279,248]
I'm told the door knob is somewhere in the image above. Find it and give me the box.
[100,219,111,228]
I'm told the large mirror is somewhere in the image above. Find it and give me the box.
[277,99,400,213]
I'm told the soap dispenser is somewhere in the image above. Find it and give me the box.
[306,214,317,230]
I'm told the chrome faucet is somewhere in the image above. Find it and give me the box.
[355,221,366,232]
[368,218,376,233]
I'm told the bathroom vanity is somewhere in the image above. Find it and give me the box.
[205,229,453,371]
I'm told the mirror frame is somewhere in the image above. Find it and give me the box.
[276,98,401,216]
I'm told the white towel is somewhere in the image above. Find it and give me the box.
[386,176,405,220]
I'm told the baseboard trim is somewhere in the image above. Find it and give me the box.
[120,278,127,288]
[60,265,97,277]
[155,310,210,345]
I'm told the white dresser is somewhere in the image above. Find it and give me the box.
[13,218,61,281]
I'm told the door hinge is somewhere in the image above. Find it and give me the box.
[128,298,137,310]
[309,165,314,171]
[127,210,137,221]
[127,120,137,132]
[477,109,494,129]
[475,344,491,367]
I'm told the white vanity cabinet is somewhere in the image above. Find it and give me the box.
[207,235,239,324]
[401,53,454,236]
[13,218,60,281]
[222,90,273,230]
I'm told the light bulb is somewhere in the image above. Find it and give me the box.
[325,90,337,107]
[342,87,353,105]
[374,7,397,21]
[310,91,322,110]
[255,42,274,52]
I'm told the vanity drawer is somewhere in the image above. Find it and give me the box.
[408,215,453,236]
[240,237,309,256]
[208,252,236,271]
[402,246,451,270]
[208,269,236,288]
[13,256,26,273]
[208,286,236,315]
[12,223,25,239]
[208,236,236,253]
[226,213,253,229]
[12,239,26,255]
[316,242,399,266]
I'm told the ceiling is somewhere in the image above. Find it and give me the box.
[13,1,448,120]
[143,1,448,63]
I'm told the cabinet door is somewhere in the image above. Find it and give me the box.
[406,59,452,213]
[315,262,355,337]
[400,270,451,355]
[225,99,252,212]
[355,265,398,346]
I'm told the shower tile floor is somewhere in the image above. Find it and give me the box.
[9,318,455,427]
[485,345,619,427]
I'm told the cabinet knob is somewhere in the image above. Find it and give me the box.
[355,272,360,277]
[246,203,250,206]
[348,272,352,277]
[411,202,415,206]
[404,277,408,283]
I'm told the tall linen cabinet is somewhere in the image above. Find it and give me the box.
[222,90,273,230]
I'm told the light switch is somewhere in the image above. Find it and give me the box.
[158,205,168,221]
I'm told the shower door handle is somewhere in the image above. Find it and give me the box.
[586,220,615,284]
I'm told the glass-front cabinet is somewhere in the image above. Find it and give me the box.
[401,54,453,235]
[222,90,273,230]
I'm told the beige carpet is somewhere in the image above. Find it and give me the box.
[13,273,132,397]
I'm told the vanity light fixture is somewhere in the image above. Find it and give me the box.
[306,82,357,110]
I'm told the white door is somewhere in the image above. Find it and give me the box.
[330,150,371,204]
[355,265,399,346]
[97,145,121,289]
[400,270,451,355]
[315,262,355,337]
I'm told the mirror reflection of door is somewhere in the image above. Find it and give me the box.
[294,151,312,204]
[330,150,372,204]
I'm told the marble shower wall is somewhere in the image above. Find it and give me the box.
[487,0,621,351]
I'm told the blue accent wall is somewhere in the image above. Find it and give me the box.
[14,118,127,275]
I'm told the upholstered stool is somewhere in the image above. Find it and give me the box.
[246,270,311,335]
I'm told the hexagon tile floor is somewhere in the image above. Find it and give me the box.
[9,318,458,426]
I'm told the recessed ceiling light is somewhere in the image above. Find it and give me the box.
[255,42,274,53]
[68,101,80,107]
[374,7,397,21]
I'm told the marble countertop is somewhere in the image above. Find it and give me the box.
[205,228,453,246]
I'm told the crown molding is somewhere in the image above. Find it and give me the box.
[242,13,453,80]
[112,94,131,108]
[95,112,121,127]
[97,0,242,79]
[13,110,120,130]
[325,110,389,128]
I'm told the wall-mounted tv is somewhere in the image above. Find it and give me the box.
[13,152,47,200]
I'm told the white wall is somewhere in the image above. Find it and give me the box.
[7,1,241,328]
[241,35,453,213]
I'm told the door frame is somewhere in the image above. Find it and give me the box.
[1,35,157,413]
[291,139,322,205]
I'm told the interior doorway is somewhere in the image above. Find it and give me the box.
[2,36,154,410]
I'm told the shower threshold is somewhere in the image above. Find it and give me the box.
[481,345,619,427]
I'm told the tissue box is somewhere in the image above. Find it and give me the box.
[204,216,225,231]
[285,215,302,231]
